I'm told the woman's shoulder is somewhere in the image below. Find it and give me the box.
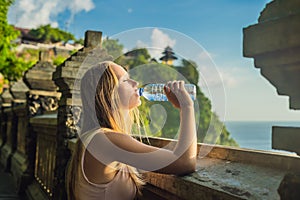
[88,128,139,151]
[79,128,110,146]
[82,128,133,144]
[81,127,114,137]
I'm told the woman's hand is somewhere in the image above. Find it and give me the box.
[164,81,193,109]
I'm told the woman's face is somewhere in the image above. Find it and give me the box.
[111,63,141,110]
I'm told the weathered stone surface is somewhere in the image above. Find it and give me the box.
[26,181,49,200]
[243,0,300,109]
[10,79,29,102]
[21,52,61,199]
[258,0,300,23]
[24,53,61,117]
[144,138,300,200]
[243,0,300,155]
[272,126,300,155]
[52,30,112,200]
[24,62,57,91]
[29,114,57,198]
[0,107,17,172]
[278,173,300,200]
[243,15,300,56]
[1,88,13,106]
[84,30,102,48]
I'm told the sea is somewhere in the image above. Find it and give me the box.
[223,121,300,154]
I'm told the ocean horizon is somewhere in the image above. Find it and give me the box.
[223,120,300,154]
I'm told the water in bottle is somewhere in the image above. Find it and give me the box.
[138,83,196,101]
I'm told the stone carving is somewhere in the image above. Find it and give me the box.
[41,96,59,111]
[28,94,59,116]
[65,106,82,138]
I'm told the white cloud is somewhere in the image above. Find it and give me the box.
[149,28,176,58]
[134,28,177,59]
[151,28,176,48]
[8,0,95,29]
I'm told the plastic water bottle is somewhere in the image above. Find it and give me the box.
[138,83,196,101]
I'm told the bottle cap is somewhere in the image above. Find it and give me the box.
[138,88,144,97]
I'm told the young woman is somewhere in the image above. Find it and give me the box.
[66,61,197,200]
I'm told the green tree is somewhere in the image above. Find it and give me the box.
[28,24,76,43]
[0,0,32,81]
[176,59,199,85]
[175,59,237,146]
[75,38,84,45]
[102,38,124,60]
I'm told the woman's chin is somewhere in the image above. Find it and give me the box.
[130,100,142,109]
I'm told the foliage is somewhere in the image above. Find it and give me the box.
[0,0,33,81]
[115,48,151,69]
[17,48,39,63]
[102,38,124,59]
[101,40,238,146]
[75,38,84,45]
[176,59,199,85]
[28,24,76,43]
[53,55,67,66]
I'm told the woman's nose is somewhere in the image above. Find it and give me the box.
[133,80,139,87]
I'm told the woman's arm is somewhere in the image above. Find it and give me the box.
[86,81,197,175]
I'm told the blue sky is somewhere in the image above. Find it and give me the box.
[8,0,300,121]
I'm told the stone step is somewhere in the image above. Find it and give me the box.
[64,60,82,68]
[71,56,87,62]
[75,51,89,57]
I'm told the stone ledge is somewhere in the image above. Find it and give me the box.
[143,157,287,200]
[144,137,300,173]
[141,137,300,199]
[69,136,300,199]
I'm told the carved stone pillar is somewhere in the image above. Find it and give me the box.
[52,30,112,199]
[9,79,31,195]
[24,50,61,199]
[243,1,300,198]
[0,86,11,150]
[0,86,15,171]
[24,52,60,117]
[243,0,300,155]
[0,86,8,148]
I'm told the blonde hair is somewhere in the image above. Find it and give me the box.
[66,61,144,200]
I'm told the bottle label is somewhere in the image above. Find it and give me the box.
[139,83,196,101]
